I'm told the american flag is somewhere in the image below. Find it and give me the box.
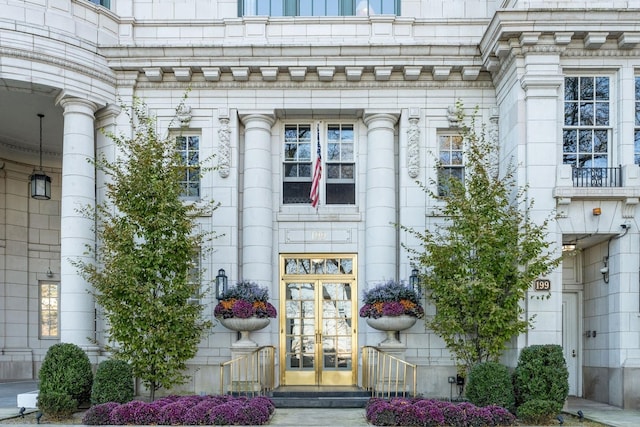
[310,138,321,208]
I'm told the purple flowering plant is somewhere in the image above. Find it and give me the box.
[365,397,515,427]
[214,281,277,319]
[359,280,424,319]
[82,395,275,425]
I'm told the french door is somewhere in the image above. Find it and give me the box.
[279,255,357,386]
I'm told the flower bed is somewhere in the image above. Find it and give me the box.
[366,397,515,427]
[82,395,275,425]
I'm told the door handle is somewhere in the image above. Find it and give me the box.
[572,349,576,358]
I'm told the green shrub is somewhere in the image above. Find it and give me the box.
[465,361,515,412]
[513,344,568,413]
[515,399,558,424]
[37,392,78,420]
[91,359,135,405]
[39,343,93,406]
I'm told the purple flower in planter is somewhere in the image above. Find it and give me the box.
[382,301,405,316]
[231,299,254,318]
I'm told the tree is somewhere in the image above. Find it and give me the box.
[75,97,216,400]
[403,102,559,374]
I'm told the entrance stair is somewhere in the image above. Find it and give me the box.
[269,386,371,408]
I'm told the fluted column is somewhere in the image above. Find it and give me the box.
[58,96,98,349]
[363,112,400,284]
[239,113,275,284]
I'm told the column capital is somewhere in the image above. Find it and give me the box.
[56,95,99,116]
[238,111,276,128]
[363,111,400,128]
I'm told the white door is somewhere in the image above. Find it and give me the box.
[562,292,580,396]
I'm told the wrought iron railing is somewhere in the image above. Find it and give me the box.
[220,346,275,396]
[362,346,417,398]
[572,165,622,187]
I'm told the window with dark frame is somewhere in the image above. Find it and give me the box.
[282,122,356,206]
[176,135,201,200]
[563,76,611,168]
[239,0,399,17]
[437,133,464,196]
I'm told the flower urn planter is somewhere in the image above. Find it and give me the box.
[366,315,417,346]
[218,317,270,347]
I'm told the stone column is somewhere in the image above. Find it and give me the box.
[363,112,400,285]
[57,96,99,351]
[238,113,275,284]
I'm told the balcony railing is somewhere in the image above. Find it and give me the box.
[572,165,622,187]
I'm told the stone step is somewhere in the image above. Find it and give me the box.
[269,386,371,408]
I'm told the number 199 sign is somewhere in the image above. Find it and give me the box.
[534,279,551,291]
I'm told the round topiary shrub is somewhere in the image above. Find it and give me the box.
[513,344,569,413]
[91,359,134,405]
[39,343,93,407]
[466,361,515,412]
[36,391,78,420]
[515,399,558,425]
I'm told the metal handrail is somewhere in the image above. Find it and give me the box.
[572,165,622,187]
[220,345,275,396]
[362,346,417,398]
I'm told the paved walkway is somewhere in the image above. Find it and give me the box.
[1,380,640,426]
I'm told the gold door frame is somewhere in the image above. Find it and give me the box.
[279,254,358,386]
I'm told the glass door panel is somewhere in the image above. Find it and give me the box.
[284,282,317,385]
[320,282,354,385]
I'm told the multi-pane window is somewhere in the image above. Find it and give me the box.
[187,249,202,304]
[326,124,355,204]
[437,134,464,196]
[40,282,59,339]
[176,135,200,199]
[282,122,356,206]
[88,0,110,8]
[240,0,399,16]
[635,77,640,164]
[563,76,611,168]
[283,124,312,204]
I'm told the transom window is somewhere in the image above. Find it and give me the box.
[176,134,201,200]
[240,0,399,16]
[563,76,611,168]
[282,122,356,206]
[40,282,59,339]
[635,77,640,164]
[437,133,464,196]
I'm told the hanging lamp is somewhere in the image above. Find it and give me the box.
[30,113,51,200]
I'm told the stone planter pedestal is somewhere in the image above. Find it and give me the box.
[366,315,417,347]
[218,317,270,348]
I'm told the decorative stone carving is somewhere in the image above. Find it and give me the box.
[488,107,500,179]
[447,105,460,128]
[176,104,192,127]
[407,116,420,178]
[218,116,231,178]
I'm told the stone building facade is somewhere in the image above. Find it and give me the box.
[1,0,640,408]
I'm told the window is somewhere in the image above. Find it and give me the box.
[40,282,59,339]
[563,76,611,168]
[187,249,202,304]
[176,135,200,200]
[326,124,355,204]
[240,0,399,16]
[635,77,640,164]
[282,122,356,206]
[437,133,464,196]
[88,0,110,8]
